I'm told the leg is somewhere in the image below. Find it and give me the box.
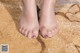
[40,0,58,38]
[19,0,39,38]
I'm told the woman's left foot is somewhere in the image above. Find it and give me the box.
[40,0,58,38]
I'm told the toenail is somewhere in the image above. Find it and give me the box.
[44,35,48,38]
[32,35,36,38]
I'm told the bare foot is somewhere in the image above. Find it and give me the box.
[40,0,58,38]
[19,0,39,38]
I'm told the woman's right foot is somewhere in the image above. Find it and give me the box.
[19,0,39,39]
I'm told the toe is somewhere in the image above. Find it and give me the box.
[32,29,39,38]
[27,31,32,39]
[52,27,58,35]
[40,27,48,38]
[19,27,28,36]
[24,29,28,36]
[47,26,58,38]
[48,27,58,38]
[21,27,26,35]
[48,30,53,38]
[19,27,24,34]
[19,27,22,32]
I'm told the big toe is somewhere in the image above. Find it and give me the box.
[32,29,39,38]
[40,27,48,38]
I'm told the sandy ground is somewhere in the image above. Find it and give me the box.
[0,0,80,53]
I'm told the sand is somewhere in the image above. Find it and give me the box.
[0,0,80,53]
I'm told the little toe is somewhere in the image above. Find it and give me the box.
[19,27,23,33]
[19,27,24,34]
[52,27,58,35]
